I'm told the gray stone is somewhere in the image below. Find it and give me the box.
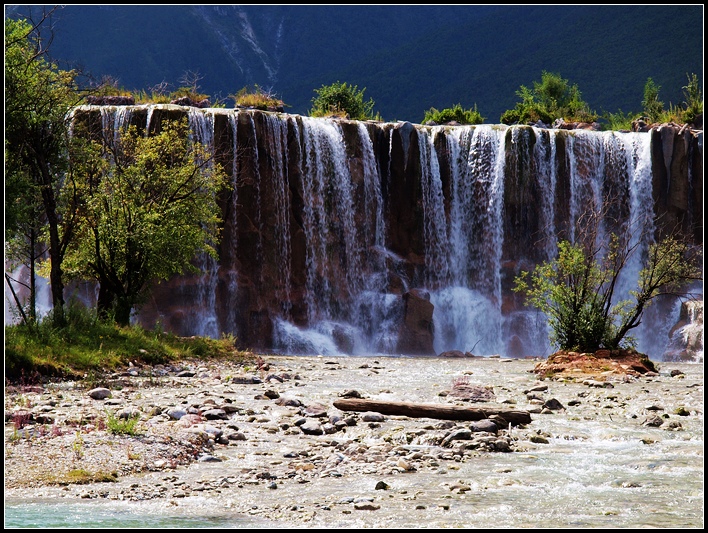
[201,408,228,420]
[361,412,385,422]
[470,419,498,433]
[543,398,565,411]
[300,420,324,435]
[442,428,472,446]
[87,388,111,400]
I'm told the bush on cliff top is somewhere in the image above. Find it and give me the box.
[500,70,597,126]
[422,103,485,125]
[309,81,378,120]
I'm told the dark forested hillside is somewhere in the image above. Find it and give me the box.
[5,4,703,123]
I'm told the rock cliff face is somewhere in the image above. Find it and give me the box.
[70,105,703,360]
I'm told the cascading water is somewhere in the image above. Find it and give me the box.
[223,113,241,338]
[531,126,558,260]
[272,118,402,355]
[352,122,400,354]
[100,106,133,146]
[185,108,220,339]
[19,105,698,362]
[264,114,293,318]
[275,116,367,354]
[418,128,450,287]
[427,125,507,356]
[567,130,606,243]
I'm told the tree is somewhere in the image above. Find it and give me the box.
[500,71,597,126]
[63,119,229,326]
[309,81,377,120]
[513,206,702,353]
[5,13,85,326]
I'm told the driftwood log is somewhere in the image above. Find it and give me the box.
[333,398,532,426]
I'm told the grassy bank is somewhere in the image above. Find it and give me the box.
[5,304,251,383]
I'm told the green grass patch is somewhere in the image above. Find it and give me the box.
[106,412,140,436]
[5,302,251,382]
[52,469,119,485]
[232,85,286,110]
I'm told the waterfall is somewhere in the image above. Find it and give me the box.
[224,113,241,337]
[184,108,219,338]
[354,122,400,354]
[300,117,363,321]
[40,105,702,361]
[100,106,133,146]
[533,126,558,260]
[263,113,293,318]
[418,128,450,287]
[428,125,507,355]
[273,116,366,354]
[145,104,155,133]
[619,132,662,353]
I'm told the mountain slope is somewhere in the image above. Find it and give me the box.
[6,5,703,123]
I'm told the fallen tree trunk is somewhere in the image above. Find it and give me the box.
[333,398,532,426]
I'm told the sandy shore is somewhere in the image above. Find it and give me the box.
[4,354,704,528]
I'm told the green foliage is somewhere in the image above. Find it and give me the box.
[5,16,84,323]
[232,85,286,110]
[64,469,118,484]
[500,71,597,125]
[635,73,703,127]
[641,77,664,122]
[106,412,140,435]
[63,119,229,325]
[600,109,638,131]
[681,72,703,125]
[422,103,484,125]
[513,226,702,353]
[310,81,378,120]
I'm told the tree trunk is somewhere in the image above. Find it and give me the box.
[114,297,132,327]
[333,398,532,426]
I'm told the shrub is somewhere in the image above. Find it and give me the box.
[500,71,597,125]
[310,81,377,120]
[601,109,638,131]
[513,203,702,353]
[641,77,664,123]
[681,72,703,126]
[232,85,285,110]
[423,103,484,125]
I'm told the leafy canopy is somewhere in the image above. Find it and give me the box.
[310,81,377,120]
[513,210,702,353]
[63,119,229,326]
[5,14,85,324]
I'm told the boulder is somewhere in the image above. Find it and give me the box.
[396,289,435,355]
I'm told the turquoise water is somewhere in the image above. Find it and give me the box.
[4,500,263,529]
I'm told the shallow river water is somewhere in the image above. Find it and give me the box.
[5,356,704,528]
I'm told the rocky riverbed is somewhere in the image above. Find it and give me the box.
[4,354,704,528]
